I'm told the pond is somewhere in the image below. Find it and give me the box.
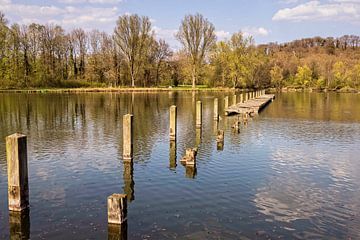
[0,91,360,239]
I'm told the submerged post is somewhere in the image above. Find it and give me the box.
[213,98,219,121]
[169,105,177,141]
[196,101,202,128]
[108,194,127,225]
[6,133,29,212]
[123,114,133,162]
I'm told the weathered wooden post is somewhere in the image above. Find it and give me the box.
[108,194,127,225]
[244,93,248,102]
[213,98,219,121]
[196,101,202,128]
[233,95,237,105]
[123,114,133,162]
[169,105,177,141]
[239,94,243,103]
[224,96,229,114]
[6,133,29,212]
[248,92,251,100]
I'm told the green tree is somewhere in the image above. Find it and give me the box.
[270,65,284,90]
[176,13,216,88]
[295,65,312,88]
[114,14,153,87]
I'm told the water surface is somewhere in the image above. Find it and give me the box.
[0,92,360,239]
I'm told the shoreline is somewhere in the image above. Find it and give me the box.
[0,87,358,94]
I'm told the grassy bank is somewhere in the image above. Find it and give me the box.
[0,85,236,93]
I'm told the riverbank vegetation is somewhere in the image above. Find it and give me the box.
[0,11,359,91]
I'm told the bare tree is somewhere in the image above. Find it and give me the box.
[176,13,216,88]
[114,14,152,87]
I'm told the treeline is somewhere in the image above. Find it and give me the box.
[0,11,360,90]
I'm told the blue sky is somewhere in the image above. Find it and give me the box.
[1,0,360,47]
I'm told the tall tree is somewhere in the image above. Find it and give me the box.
[114,14,152,87]
[176,13,216,88]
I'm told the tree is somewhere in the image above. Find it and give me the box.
[114,14,152,87]
[270,65,284,90]
[295,65,312,88]
[176,13,216,88]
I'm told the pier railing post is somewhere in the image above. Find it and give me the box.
[196,101,202,128]
[213,98,219,121]
[6,133,29,212]
[108,194,127,225]
[170,105,177,141]
[123,114,133,162]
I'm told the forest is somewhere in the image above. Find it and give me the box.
[0,11,359,91]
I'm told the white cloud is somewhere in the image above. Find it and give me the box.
[0,1,121,32]
[58,0,122,3]
[273,0,360,22]
[215,30,231,40]
[243,27,270,37]
[152,26,179,48]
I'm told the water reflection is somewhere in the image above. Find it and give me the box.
[108,221,127,240]
[169,141,177,170]
[185,165,197,179]
[9,210,30,240]
[123,162,134,203]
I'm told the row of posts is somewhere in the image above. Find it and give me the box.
[4,89,266,237]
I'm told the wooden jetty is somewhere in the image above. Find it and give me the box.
[225,94,275,116]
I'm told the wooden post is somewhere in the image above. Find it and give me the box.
[213,98,219,121]
[224,96,229,111]
[108,194,127,225]
[123,114,133,162]
[6,133,29,212]
[169,105,177,141]
[239,94,243,103]
[244,93,248,102]
[233,95,237,105]
[196,101,202,128]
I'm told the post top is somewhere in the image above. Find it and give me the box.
[124,114,133,117]
[6,133,26,139]
[170,105,176,108]
[108,193,127,200]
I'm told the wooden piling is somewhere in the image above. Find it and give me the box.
[9,210,30,239]
[123,114,133,162]
[6,133,29,212]
[224,97,229,114]
[239,94,243,103]
[213,98,219,121]
[108,194,127,225]
[244,93,248,102]
[233,95,237,105]
[196,101,202,128]
[169,105,177,141]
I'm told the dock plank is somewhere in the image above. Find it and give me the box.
[225,94,275,116]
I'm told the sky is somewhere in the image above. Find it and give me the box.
[0,0,360,48]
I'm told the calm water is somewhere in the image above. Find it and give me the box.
[0,92,360,239]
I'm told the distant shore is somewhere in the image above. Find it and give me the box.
[0,86,358,94]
